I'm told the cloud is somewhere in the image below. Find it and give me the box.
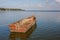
[56,0,60,2]
[0,0,44,10]
[21,0,60,10]
[40,0,60,10]
[37,4,43,8]
[20,4,43,10]
[0,0,60,10]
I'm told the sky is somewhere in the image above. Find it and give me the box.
[0,0,60,10]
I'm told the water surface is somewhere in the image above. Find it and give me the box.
[0,11,60,40]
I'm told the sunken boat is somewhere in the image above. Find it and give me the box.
[9,16,36,33]
[9,23,36,40]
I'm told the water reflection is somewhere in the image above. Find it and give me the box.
[9,23,36,40]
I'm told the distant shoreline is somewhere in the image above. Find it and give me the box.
[0,8,60,12]
[0,8,25,11]
[25,10,60,12]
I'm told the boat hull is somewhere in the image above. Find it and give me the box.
[9,23,36,40]
[9,16,36,33]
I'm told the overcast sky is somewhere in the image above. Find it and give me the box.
[0,0,60,10]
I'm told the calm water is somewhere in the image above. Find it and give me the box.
[0,11,60,40]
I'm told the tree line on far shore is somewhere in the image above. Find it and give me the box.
[0,8,24,11]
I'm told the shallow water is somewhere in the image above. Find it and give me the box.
[0,11,60,40]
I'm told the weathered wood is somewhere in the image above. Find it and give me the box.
[9,16,36,33]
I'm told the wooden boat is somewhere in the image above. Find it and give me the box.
[10,23,36,40]
[9,16,36,33]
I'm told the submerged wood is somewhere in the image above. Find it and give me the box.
[9,23,36,40]
[9,16,36,33]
